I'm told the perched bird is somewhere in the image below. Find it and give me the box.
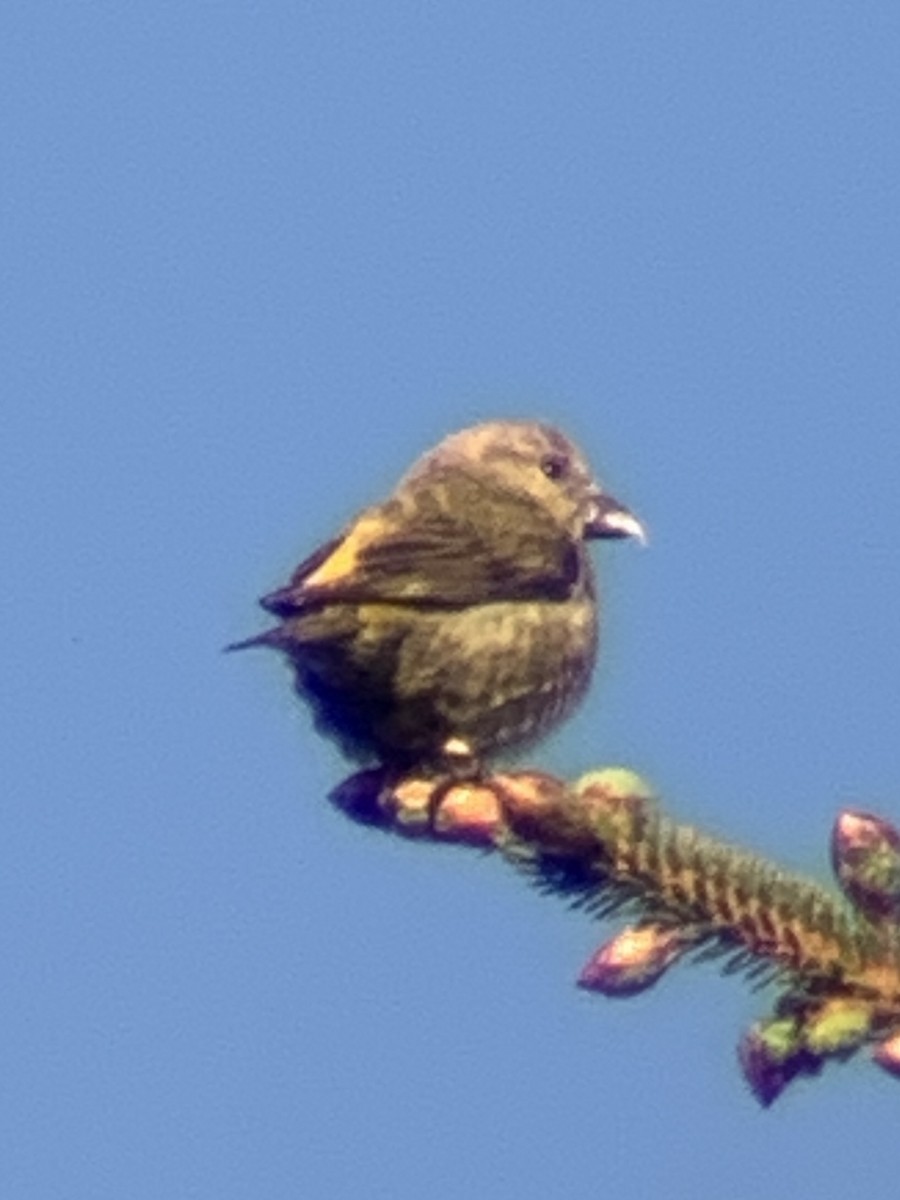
[229,420,644,772]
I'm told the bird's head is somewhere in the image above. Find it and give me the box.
[409,419,646,545]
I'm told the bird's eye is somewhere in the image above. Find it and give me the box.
[540,453,569,480]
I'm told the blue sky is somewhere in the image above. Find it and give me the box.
[5,3,900,1196]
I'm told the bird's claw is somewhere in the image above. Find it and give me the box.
[328,766,504,843]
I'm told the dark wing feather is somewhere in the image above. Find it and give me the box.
[261,469,582,614]
[261,535,344,615]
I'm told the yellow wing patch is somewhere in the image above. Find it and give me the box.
[303,514,386,591]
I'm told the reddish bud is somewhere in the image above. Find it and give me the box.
[831,809,900,920]
[873,1030,900,1078]
[433,782,504,844]
[493,771,565,822]
[386,776,438,835]
[578,923,686,996]
[738,1018,806,1107]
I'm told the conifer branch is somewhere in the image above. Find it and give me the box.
[331,765,900,1106]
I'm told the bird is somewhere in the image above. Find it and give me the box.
[228,420,645,774]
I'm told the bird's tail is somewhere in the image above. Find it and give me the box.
[223,628,282,653]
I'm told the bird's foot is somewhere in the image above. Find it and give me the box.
[328,762,502,842]
[436,737,484,780]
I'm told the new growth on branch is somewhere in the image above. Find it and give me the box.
[332,765,900,1107]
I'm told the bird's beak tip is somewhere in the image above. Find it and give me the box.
[585,494,648,545]
[605,510,649,546]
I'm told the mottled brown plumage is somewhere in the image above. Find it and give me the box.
[230,420,644,769]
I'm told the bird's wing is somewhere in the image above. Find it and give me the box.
[260,470,582,614]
